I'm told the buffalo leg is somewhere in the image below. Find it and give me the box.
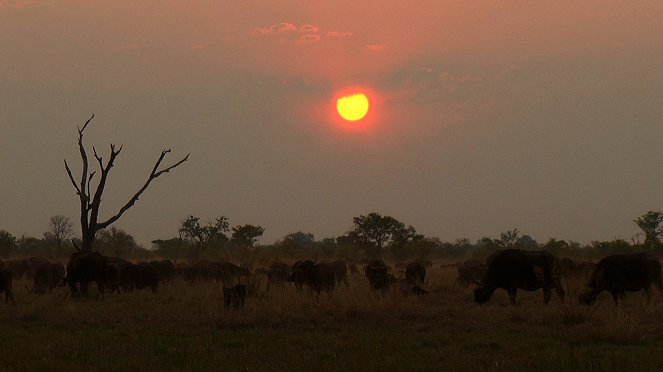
[507,287,518,305]
[611,291,620,305]
[543,288,552,305]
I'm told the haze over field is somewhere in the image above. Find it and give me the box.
[1,1,662,246]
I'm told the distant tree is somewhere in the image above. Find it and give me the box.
[231,224,265,249]
[514,234,538,251]
[633,211,663,251]
[0,230,17,256]
[350,212,413,257]
[497,228,520,249]
[151,238,184,259]
[95,227,142,258]
[283,231,315,246]
[179,215,229,249]
[43,215,74,251]
[64,114,188,252]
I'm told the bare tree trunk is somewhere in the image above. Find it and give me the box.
[65,114,189,252]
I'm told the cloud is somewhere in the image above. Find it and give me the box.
[381,65,487,104]
[252,21,328,45]
[326,31,352,38]
[365,44,386,52]
[298,34,320,44]
[252,22,297,35]
[300,24,319,33]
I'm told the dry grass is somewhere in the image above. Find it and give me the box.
[1,262,663,371]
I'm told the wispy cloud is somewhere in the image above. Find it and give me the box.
[252,22,355,46]
[299,24,319,33]
[326,31,352,38]
[252,22,297,35]
[298,34,320,44]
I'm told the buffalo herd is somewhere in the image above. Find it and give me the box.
[0,249,662,308]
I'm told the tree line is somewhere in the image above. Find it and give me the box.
[1,211,662,262]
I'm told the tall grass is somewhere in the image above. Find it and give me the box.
[1,262,663,370]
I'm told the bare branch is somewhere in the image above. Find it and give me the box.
[86,172,95,209]
[79,113,94,135]
[98,151,189,229]
[64,160,81,195]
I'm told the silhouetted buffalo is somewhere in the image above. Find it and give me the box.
[474,249,565,305]
[365,259,396,291]
[120,262,159,292]
[33,261,65,294]
[5,256,51,281]
[456,259,488,286]
[328,260,348,288]
[149,259,176,285]
[579,252,663,305]
[287,260,336,293]
[265,261,290,289]
[0,269,15,304]
[105,256,132,293]
[223,283,247,308]
[405,261,426,286]
[65,251,108,297]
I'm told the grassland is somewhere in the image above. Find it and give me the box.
[1,263,663,371]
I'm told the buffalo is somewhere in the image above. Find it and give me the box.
[327,260,349,288]
[456,259,488,286]
[579,252,663,305]
[33,261,66,294]
[65,251,108,297]
[365,259,396,291]
[223,283,247,308]
[149,259,176,285]
[405,261,426,286]
[105,256,132,294]
[120,262,160,293]
[265,261,290,289]
[474,249,565,305]
[287,260,336,294]
[0,269,15,304]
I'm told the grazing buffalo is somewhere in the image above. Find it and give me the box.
[456,259,488,286]
[0,269,15,304]
[65,251,108,297]
[405,261,426,286]
[5,256,51,281]
[287,260,336,294]
[182,261,250,284]
[365,259,396,291]
[104,257,132,293]
[579,252,663,305]
[474,249,565,305]
[149,259,176,285]
[120,262,160,293]
[33,262,65,294]
[223,283,247,308]
[328,260,348,288]
[265,261,290,289]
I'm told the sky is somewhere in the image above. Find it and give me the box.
[1,1,663,247]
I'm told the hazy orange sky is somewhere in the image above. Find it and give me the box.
[2,1,663,246]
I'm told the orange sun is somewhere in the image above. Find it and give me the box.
[336,93,369,122]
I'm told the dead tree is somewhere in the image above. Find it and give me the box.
[64,114,189,252]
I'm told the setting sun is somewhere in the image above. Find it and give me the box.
[336,93,369,122]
